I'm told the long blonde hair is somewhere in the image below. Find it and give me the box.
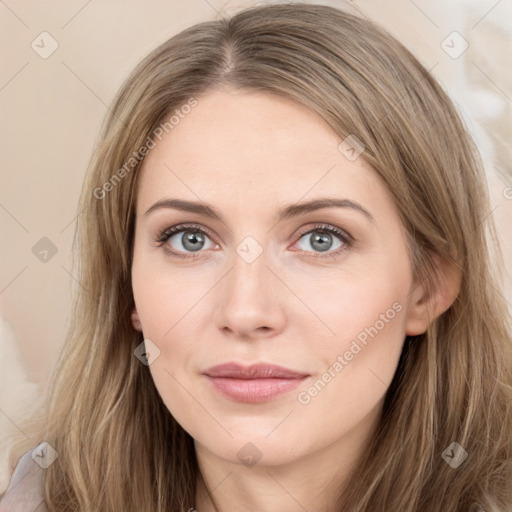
[33,2,512,510]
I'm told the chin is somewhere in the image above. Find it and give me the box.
[193,426,308,469]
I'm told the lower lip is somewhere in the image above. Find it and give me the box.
[204,376,308,403]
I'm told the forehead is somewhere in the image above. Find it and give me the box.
[135,89,390,221]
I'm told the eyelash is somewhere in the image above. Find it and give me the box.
[154,222,354,260]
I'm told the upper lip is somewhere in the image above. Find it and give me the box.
[203,362,309,379]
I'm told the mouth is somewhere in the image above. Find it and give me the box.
[202,362,310,403]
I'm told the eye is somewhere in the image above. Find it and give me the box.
[154,222,354,260]
[293,223,354,258]
[155,223,218,259]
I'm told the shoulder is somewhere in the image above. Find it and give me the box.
[0,448,48,511]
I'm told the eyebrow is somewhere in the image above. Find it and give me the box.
[144,197,375,224]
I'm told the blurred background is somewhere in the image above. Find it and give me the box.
[0,0,511,492]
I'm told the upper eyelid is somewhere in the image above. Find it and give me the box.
[156,223,354,261]
[159,222,352,245]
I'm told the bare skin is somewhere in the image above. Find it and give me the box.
[130,87,461,512]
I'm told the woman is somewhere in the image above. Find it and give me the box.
[1,2,511,511]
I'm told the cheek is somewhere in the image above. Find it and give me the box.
[131,257,210,415]
[292,289,407,456]
[299,284,407,402]
[292,257,410,410]
[297,261,409,353]
[131,250,212,339]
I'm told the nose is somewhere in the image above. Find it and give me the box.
[213,246,287,341]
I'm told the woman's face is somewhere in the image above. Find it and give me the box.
[131,88,426,470]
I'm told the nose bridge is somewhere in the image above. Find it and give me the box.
[229,234,272,306]
[215,233,285,337]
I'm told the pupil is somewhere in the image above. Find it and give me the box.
[312,232,331,252]
[183,231,204,252]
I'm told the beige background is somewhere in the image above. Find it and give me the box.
[1,0,511,394]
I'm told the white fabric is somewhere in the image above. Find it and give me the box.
[0,450,47,512]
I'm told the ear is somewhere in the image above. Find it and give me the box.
[405,253,462,336]
[131,306,143,332]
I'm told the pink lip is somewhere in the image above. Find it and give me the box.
[202,362,309,403]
